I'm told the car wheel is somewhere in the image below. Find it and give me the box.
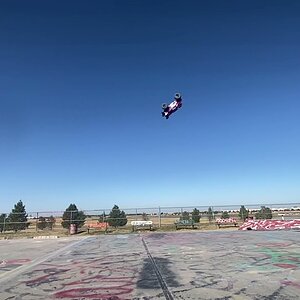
[174,93,181,100]
[162,103,168,109]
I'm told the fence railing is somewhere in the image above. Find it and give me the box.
[1,202,300,234]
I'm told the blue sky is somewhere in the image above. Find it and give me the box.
[1,0,300,213]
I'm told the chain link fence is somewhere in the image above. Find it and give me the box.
[1,202,300,235]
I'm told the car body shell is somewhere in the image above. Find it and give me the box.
[162,95,182,119]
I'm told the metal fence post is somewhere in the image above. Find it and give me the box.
[70,211,73,232]
[104,210,107,233]
[3,214,6,233]
[158,207,161,228]
[36,212,39,231]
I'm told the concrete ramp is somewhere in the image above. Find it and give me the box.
[239,219,300,230]
[1,231,300,299]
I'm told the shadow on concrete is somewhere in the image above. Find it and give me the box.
[137,257,180,289]
[146,233,168,240]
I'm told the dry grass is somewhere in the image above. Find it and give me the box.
[1,211,299,239]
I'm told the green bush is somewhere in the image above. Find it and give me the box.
[255,206,272,219]
[61,204,86,229]
[107,205,128,228]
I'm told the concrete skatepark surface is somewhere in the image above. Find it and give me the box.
[0,231,300,299]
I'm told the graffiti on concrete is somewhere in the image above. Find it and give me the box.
[1,232,300,299]
[144,232,300,299]
[239,219,300,231]
[0,259,31,271]
[24,254,140,299]
[1,236,147,299]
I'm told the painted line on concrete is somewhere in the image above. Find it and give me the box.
[0,237,92,284]
[142,237,174,300]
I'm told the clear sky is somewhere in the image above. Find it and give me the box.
[1,0,300,213]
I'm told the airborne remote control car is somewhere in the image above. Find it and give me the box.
[161,93,183,119]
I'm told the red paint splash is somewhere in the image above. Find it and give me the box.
[273,263,297,269]
[54,286,133,299]
[0,259,31,267]
[281,280,300,289]
[22,254,139,299]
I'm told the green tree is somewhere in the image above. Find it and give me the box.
[180,211,190,221]
[207,207,214,222]
[0,214,7,233]
[46,216,56,230]
[38,216,56,230]
[61,204,86,229]
[142,212,149,221]
[255,206,272,219]
[37,216,47,230]
[7,200,29,232]
[192,208,201,223]
[221,211,230,219]
[239,205,249,221]
[107,205,128,228]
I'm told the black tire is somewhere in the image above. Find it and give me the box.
[174,93,181,100]
[162,103,168,109]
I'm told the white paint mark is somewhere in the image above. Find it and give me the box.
[0,237,92,284]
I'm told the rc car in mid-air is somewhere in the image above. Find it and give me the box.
[161,93,183,119]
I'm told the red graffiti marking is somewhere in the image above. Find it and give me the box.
[273,263,298,269]
[22,254,140,299]
[281,280,300,289]
[53,268,136,299]
[24,269,69,287]
[54,286,133,299]
[285,256,300,262]
[0,259,31,267]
